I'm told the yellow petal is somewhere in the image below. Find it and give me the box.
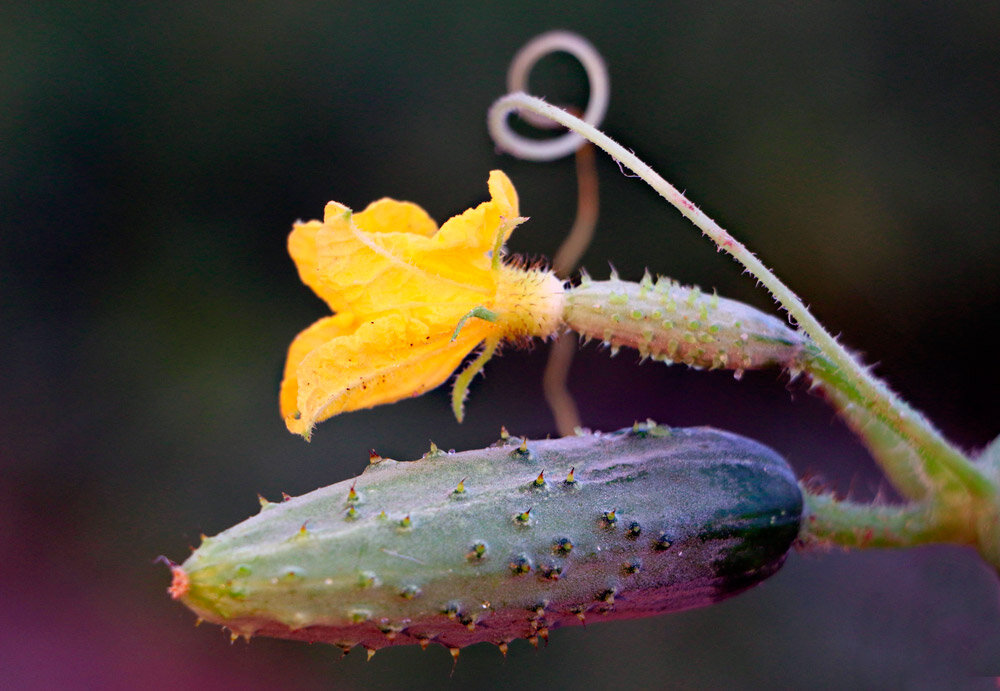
[287,199,437,313]
[315,219,492,319]
[286,314,494,437]
[433,170,521,250]
[280,313,357,422]
[311,172,521,320]
[353,199,438,237]
[287,206,352,313]
[488,169,519,225]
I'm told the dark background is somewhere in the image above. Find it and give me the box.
[2,2,998,687]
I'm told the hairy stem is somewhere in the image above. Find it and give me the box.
[802,346,994,501]
[801,490,962,550]
[489,92,984,501]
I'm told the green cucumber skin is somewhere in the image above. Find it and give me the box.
[175,425,801,651]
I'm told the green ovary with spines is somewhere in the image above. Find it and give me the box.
[564,275,806,375]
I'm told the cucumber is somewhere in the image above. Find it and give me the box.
[564,276,807,375]
[170,423,802,654]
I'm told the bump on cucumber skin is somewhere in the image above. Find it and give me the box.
[175,425,802,652]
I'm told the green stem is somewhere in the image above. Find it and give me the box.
[810,369,931,502]
[489,92,983,500]
[801,346,994,500]
[801,489,962,550]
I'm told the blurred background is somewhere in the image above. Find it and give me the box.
[2,1,998,687]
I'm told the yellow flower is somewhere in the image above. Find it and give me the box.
[281,170,565,438]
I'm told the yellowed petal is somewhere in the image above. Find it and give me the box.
[288,204,352,313]
[353,198,438,237]
[487,169,519,225]
[280,313,357,422]
[433,170,521,251]
[286,314,494,437]
[314,215,494,321]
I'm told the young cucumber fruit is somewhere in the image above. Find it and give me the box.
[170,424,802,653]
[564,275,807,376]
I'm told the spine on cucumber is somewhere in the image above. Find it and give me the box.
[169,424,801,654]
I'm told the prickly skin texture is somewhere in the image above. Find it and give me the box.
[565,276,806,374]
[173,425,801,652]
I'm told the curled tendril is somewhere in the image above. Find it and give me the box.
[498,31,610,161]
[501,31,609,434]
